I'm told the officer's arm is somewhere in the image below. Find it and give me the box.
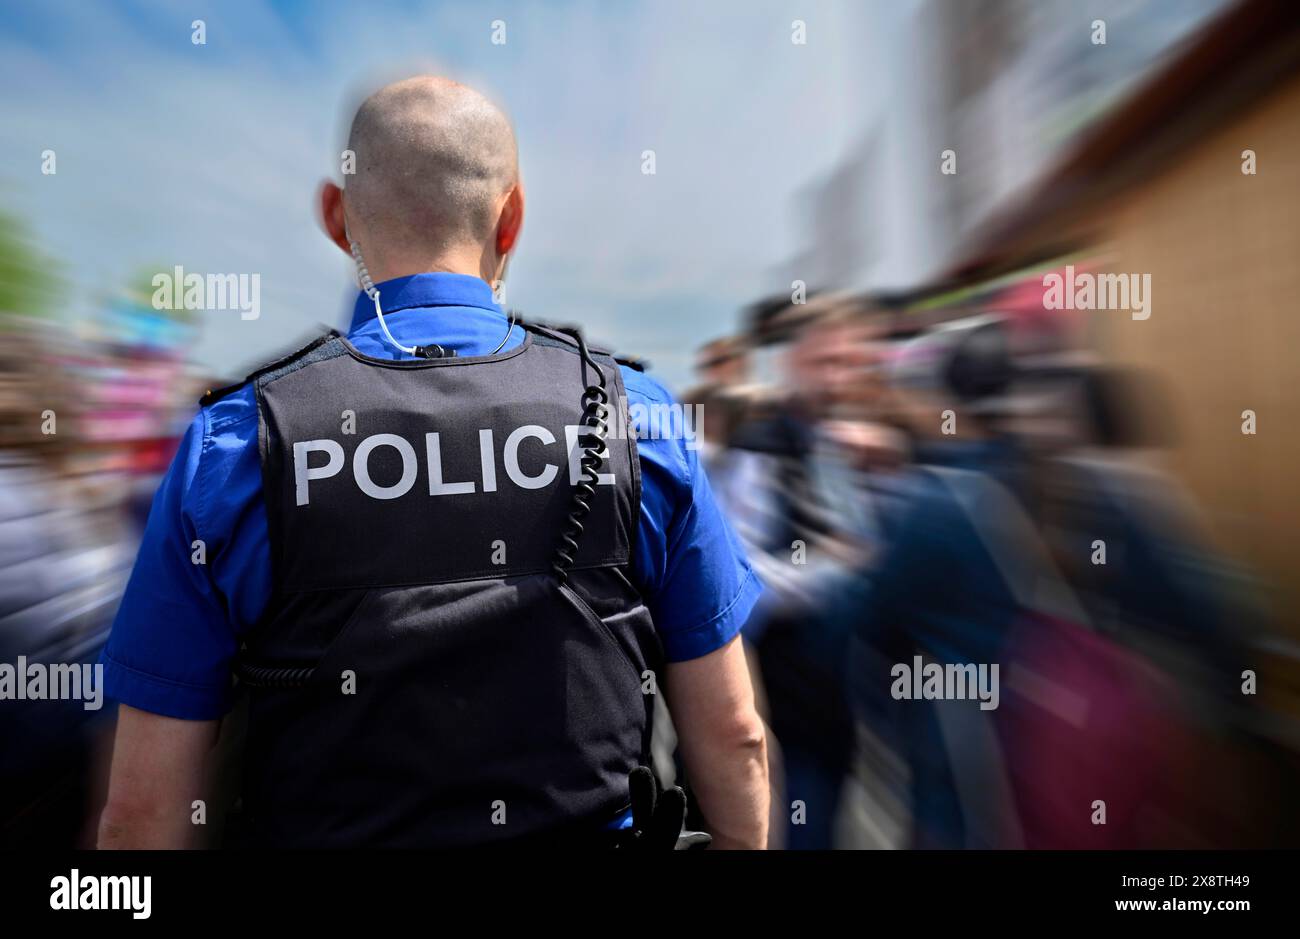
[98,705,218,849]
[665,635,769,849]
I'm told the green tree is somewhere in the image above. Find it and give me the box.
[0,210,66,319]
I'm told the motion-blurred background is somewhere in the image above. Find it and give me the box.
[2,0,1298,848]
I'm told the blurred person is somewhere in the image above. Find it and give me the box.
[1038,367,1252,682]
[842,314,1027,848]
[686,335,763,521]
[681,383,758,516]
[732,299,889,567]
[695,336,750,388]
[726,300,887,849]
[0,331,133,847]
[1028,365,1283,845]
[845,315,1194,849]
[97,75,767,850]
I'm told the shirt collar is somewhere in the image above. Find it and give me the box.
[349,272,501,332]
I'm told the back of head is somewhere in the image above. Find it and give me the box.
[345,76,518,258]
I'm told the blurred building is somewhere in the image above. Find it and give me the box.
[936,0,1300,680]
[773,0,1234,294]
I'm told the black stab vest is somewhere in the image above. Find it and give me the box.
[234,324,662,847]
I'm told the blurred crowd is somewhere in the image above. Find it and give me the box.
[681,278,1298,849]
[4,255,1298,850]
[0,259,209,847]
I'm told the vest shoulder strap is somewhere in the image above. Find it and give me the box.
[613,353,649,373]
[199,330,341,407]
[520,318,648,372]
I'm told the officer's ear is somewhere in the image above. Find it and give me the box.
[495,182,524,257]
[317,180,352,255]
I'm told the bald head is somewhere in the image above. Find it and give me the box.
[344,76,519,262]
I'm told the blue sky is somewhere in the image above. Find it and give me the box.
[0,0,900,389]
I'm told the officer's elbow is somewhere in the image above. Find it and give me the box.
[671,685,768,767]
[665,638,771,844]
[676,704,770,850]
[715,708,768,761]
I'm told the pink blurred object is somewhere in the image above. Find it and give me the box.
[990,263,1094,354]
[999,612,1196,849]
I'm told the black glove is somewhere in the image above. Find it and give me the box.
[624,766,711,851]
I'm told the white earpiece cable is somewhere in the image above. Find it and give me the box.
[350,227,516,358]
[350,236,419,356]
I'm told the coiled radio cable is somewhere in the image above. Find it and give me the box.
[551,327,609,586]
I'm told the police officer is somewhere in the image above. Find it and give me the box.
[97,76,768,849]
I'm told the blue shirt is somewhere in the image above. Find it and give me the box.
[101,273,761,720]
